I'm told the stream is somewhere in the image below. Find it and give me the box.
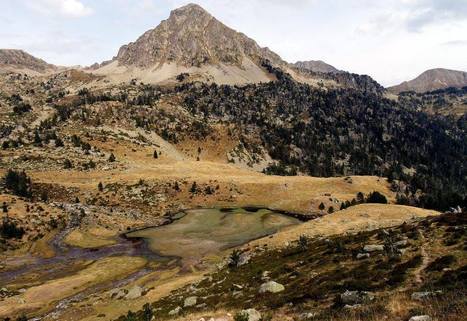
[0,207,301,309]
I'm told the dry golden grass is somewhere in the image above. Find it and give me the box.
[247,204,439,248]
[0,256,147,318]
[64,227,117,248]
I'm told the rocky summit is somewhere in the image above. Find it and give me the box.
[115,4,283,68]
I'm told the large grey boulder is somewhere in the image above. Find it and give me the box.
[259,281,285,293]
[239,309,261,321]
[168,306,182,316]
[184,296,198,307]
[340,290,375,305]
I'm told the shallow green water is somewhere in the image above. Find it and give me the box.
[126,208,300,260]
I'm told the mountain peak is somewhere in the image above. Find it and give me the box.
[99,3,285,84]
[170,3,211,16]
[389,68,467,93]
[293,60,341,74]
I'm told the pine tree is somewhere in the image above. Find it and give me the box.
[318,202,325,211]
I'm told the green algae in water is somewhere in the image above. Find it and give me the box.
[126,208,300,260]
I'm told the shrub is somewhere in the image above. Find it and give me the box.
[229,249,242,268]
[366,191,388,204]
[64,159,73,169]
[190,181,198,194]
[0,218,25,239]
[4,170,32,197]
[298,234,310,251]
[426,255,456,272]
[142,303,153,321]
[234,311,249,321]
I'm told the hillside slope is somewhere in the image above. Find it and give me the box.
[0,49,56,75]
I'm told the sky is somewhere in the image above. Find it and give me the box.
[0,0,466,86]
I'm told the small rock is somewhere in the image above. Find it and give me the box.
[363,244,384,252]
[240,309,261,321]
[299,312,317,320]
[168,306,182,316]
[356,253,370,259]
[184,296,198,307]
[344,304,362,309]
[259,281,285,293]
[408,316,432,321]
[411,291,442,301]
[340,290,375,305]
[395,240,408,247]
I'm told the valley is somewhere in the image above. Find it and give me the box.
[0,3,466,321]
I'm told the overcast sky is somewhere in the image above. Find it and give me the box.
[1,0,466,86]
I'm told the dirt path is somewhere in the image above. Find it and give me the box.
[413,232,429,285]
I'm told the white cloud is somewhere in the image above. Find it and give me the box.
[26,0,93,18]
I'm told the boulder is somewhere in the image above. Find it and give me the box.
[125,285,143,300]
[238,252,251,266]
[184,296,198,307]
[363,244,384,252]
[340,290,375,305]
[259,281,285,293]
[239,309,261,321]
[168,306,182,316]
[409,316,432,321]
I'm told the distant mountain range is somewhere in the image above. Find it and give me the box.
[0,3,465,94]
[389,68,467,93]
